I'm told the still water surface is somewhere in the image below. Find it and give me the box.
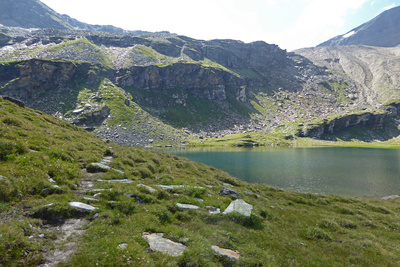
[161,147,400,198]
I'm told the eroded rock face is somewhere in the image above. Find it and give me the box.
[116,63,246,102]
[297,111,390,139]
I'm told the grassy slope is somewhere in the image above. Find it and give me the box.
[1,98,400,266]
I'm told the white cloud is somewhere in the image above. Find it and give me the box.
[382,3,396,11]
[272,0,368,50]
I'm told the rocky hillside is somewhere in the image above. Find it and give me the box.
[0,24,370,144]
[2,96,400,266]
[318,5,400,47]
[296,46,400,106]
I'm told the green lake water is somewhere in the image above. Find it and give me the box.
[160,147,400,198]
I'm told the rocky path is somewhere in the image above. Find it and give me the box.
[38,156,115,266]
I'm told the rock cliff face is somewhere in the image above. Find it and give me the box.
[297,111,388,138]
[117,63,246,103]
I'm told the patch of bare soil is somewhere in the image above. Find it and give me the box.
[38,219,87,267]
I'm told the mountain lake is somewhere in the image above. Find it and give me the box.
[157,147,400,198]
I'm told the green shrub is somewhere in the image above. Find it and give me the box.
[106,201,136,215]
[318,219,339,231]
[305,227,332,241]
[337,219,357,229]
[139,168,151,178]
[2,117,21,127]
[0,141,26,161]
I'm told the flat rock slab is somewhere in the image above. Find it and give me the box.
[89,163,111,171]
[137,184,157,193]
[211,245,240,261]
[157,185,204,190]
[143,233,187,257]
[223,199,253,217]
[97,179,134,184]
[381,195,400,200]
[176,203,199,210]
[0,175,8,180]
[206,206,221,214]
[69,202,97,212]
[219,187,242,198]
[157,185,185,190]
[83,197,98,202]
[88,163,124,175]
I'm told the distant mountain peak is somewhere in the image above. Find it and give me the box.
[318,5,400,47]
[0,0,128,33]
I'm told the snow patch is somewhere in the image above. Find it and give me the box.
[342,31,355,39]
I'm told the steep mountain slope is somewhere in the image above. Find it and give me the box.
[296,46,400,106]
[318,5,400,47]
[0,27,365,144]
[0,0,127,33]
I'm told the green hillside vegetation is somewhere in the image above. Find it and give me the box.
[2,98,400,266]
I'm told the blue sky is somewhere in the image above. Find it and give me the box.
[40,0,399,51]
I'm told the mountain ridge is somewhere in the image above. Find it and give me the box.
[0,0,148,34]
[318,5,400,47]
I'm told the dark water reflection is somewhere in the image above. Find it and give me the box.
[161,147,400,198]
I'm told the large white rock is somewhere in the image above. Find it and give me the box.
[176,203,199,210]
[69,202,97,212]
[137,184,157,193]
[223,199,253,217]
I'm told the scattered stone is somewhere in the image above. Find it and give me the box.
[143,233,187,257]
[157,185,204,190]
[48,178,56,183]
[37,234,45,239]
[40,188,50,196]
[126,193,144,205]
[97,179,134,184]
[176,203,200,210]
[83,197,98,202]
[206,206,221,214]
[206,185,213,188]
[0,175,7,180]
[157,185,185,190]
[381,195,400,200]
[69,202,97,212]
[223,199,253,217]
[219,187,242,198]
[91,189,112,192]
[195,198,204,202]
[245,191,261,198]
[137,184,157,193]
[117,243,128,250]
[87,163,124,175]
[211,245,240,261]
